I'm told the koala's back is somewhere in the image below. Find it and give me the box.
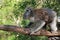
[33,8,57,23]
[43,8,57,17]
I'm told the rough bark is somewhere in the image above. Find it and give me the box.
[0,25,60,37]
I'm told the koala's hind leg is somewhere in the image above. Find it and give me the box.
[49,16,58,34]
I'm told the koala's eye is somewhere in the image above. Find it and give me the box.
[26,10,29,11]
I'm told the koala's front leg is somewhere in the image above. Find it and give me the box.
[30,20,46,34]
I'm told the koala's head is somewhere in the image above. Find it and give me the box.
[23,7,35,22]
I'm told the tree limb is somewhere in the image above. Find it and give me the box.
[0,25,60,37]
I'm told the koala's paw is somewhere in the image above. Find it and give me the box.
[30,32,35,35]
[51,31,58,34]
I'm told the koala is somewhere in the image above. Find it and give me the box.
[23,7,58,34]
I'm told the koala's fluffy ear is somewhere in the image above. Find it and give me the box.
[25,6,33,11]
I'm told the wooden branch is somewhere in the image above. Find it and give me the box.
[0,25,60,37]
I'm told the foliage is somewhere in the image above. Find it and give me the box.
[0,0,60,40]
[42,0,60,16]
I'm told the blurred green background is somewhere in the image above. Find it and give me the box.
[0,0,60,40]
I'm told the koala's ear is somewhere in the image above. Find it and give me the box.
[25,7,33,11]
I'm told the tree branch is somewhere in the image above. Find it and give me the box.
[0,25,60,37]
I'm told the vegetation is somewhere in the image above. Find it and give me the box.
[0,0,60,40]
